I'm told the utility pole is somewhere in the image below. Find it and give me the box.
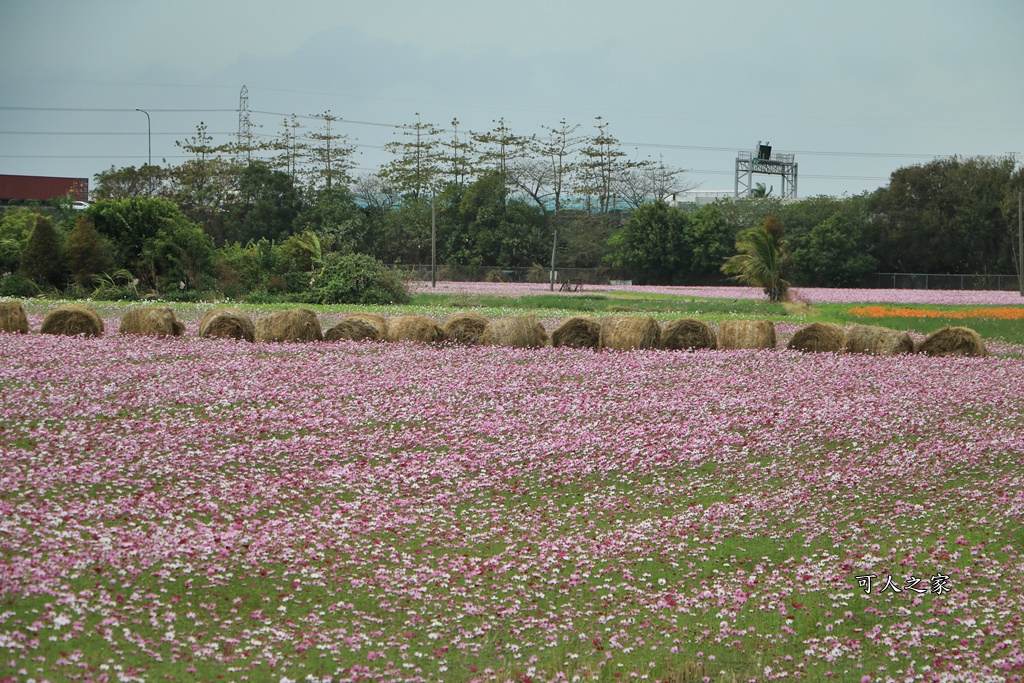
[135,109,151,166]
[431,192,437,288]
[1019,190,1023,297]
[549,217,558,291]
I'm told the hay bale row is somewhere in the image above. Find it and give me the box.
[787,322,844,353]
[119,306,186,337]
[843,324,914,356]
[255,308,323,343]
[1,299,993,359]
[0,301,29,334]
[916,326,987,357]
[662,318,717,351]
[718,319,776,350]
[552,316,602,349]
[599,316,661,350]
[325,312,387,342]
[387,315,445,343]
[442,311,489,345]
[41,305,105,337]
[482,315,548,348]
[200,308,255,342]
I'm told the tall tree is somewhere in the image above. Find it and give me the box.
[379,113,443,199]
[683,204,733,278]
[439,118,473,188]
[575,117,629,213]
[293,186,368,254]
[473,118,531,181]
[614,157,692,210]
[94,164,170,200]
[171,122,242,231]
[791,212,879,286]
[226,162,303,245]
[273,114,308,183]
[67,216,110,287]
[0,207,38,274]
[20,214,65,288]
[89,197,202,287]
[306,110,357,191]
[870,156,1017,273]
[607,200,687,284]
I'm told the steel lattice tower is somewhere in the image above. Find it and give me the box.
[237,85,253,162]
[735,142,798,199]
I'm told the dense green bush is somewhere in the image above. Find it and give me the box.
[0,272,42,297]
[305,253,410,305]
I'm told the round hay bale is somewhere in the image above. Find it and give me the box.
[199,308,255,342]
[843,324,914,355]
[717,320,776,350]
[40,305,104,338]
[119,306,185,337]
[325,313,387,342]
[787,322,845,353]
[0,301,29,334]
[443,311,489,345]
[551,315,601,349]
[661,318,717,351]
[386,315,445,343]
[599,316,661,351]
[254,308,323,343]
[481,315,549,348]
[916,326,987,357]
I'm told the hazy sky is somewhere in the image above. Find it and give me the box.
[2,0,1021,198]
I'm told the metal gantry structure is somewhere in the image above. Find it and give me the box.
[735,142,798,199]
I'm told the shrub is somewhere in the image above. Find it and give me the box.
[0,273,41,298]
[306,253,410,306]
[20,214,65,288]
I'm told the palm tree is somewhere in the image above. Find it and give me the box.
[721,225,789,302]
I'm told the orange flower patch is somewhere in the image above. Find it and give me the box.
[849,306,1024,320]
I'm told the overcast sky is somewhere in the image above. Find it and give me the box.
[2,0,1021,198]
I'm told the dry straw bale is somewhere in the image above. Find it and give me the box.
[40,304,104,337]
[482,315,549,348]
[551,315,602,349]
[717,319,776,350]
[325,313,388,342]
[119,307,185,337]
[916,326,987,357]
[599,316,661,351]
[787,322,845,353]
[843,324,914,355]
[442,311,489,345]
[386,315,445,343]
[199,308,255,342]
[0,301,29,334]
[661,318,717,351]
[254,308,323,343]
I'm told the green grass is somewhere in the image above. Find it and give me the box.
[413,291,787,319]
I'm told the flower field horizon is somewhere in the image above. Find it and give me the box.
[2,320,1023,682]
[411,281,1024,307]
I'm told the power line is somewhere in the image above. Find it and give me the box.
[0,130,236,136]
[1,106,1002,161]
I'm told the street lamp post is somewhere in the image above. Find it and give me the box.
[135,108,151,167]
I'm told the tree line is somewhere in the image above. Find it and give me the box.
[0,112,1021,303]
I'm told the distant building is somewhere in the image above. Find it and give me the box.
[0,174,89,204]
[664,190,735,209]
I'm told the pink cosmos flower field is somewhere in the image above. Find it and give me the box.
[1,314,1023,682]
